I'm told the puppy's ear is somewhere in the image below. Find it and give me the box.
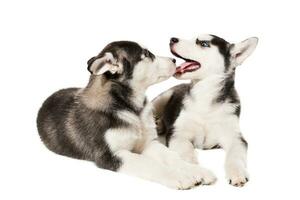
[87,52,122,75]
[230,37,258,66]
[87,56,97,71]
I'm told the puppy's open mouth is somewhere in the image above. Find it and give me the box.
[171,49,201,76]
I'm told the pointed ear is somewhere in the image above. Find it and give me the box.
[230,37,258,66]
[87,52,122,75]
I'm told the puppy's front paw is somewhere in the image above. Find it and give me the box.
[226,167,249,187]
[184,165,217,186]
[164,173,200,190]
[198,168,217,185]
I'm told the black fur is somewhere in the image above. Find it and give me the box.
[156,35,242,148]
[37,41,149,172]
[88,41,149,80]
[37,88,130,171]
[210,35,231,71]
[203,144,221,150]
[156,84,191,146]
[240,136,248,149]
[215,74,241,117]
[211,35,241,116]
[216,75,240,103]
[210,35,242,117]
[72,102,128,171]
[235,105,241,117]
[37,88,85,159]
[109,81,143,115]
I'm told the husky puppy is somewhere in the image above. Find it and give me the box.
[152,35,258,187]
[37,41,216,189]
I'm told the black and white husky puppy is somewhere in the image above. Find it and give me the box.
[37,41,216,189]
[152,35,258,187]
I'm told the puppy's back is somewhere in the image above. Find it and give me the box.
[37,88,82,158]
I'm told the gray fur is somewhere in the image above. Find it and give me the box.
[37,41,150,171]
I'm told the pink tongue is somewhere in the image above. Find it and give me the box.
[176,62,198,73]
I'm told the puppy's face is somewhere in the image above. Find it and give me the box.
[88,41,176,88]
[170,34,258,80]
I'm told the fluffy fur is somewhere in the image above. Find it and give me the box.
[153,34,258,187]
[37,41,216,189]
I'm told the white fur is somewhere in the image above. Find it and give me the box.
[90,52,124,75]
[101,48,215,189]
[156,34,258,187]
[230,37,258,67]
[131,55,176,88]
[170,75,246,170]
[106,101,216,189]
[172,35,225,80]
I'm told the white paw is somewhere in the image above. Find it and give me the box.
[197,167,217,185]
[226,167,249,187]
[175,162,217,186]
[176,173,200,190]
[162,172,200,190]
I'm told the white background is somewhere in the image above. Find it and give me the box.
[1,0,299,199]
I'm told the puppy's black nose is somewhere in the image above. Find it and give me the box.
[172,58,176,63]
[170,37,179,44]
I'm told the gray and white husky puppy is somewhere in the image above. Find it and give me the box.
[37,41,216,189]
[152,35,258,187]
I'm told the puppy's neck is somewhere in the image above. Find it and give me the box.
[80,75,112,110]
[128,81,148,108]
[215,72,236,103]
[190,72,236,104]
[80,75,147,113]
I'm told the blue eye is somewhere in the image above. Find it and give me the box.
[201,41,209,47]
[196,39,210,47]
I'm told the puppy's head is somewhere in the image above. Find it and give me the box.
[88,41,176,87]
[170,34,258,80]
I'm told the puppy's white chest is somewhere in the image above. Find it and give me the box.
[176,95,234,149]
[177,106,214,148]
